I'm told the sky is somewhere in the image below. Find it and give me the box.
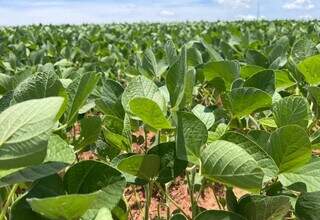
[0,0,319,26]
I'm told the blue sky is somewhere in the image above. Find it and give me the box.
[0,0,319,25]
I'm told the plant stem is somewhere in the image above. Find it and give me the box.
[144,181,153,220]
[0,184,18,220]
[212,186,222,210]
[186,167,197,219]
[154,182,191,220]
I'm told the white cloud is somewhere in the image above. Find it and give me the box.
[160,10,175,16]
[283,0,315,10]
[216,0,252,9]
[237,14,256,20]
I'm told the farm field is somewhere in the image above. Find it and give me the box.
[1,21,320,219]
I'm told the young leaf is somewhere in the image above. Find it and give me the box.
[201,140,264,192]
[298,54,320,85]
[0,97,65,169]
[267,125,311,173]
[176,111,208,164]
[222,87,272,118]
[192,104,215,130]
[64,72,101,126]
[117,154,160,181]
[129,97,171,130]
[272,96,309,129]
[122,75,166,113]
[95,78,124,119]
[243,70,275,95]
[203,61,240,91]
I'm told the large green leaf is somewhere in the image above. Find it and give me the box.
[246,50,269,68]
[222,132,278,182]
[140,48,158,78]
[195,210,246,220]
[272,96,309,129]
[298,54,320,85]
[201,140,264,192]
[122,75,165,113]
[64,72,101,126]
[117,154,160,181]
[148,142,188,183]
[203,61,240,90]
[243,70,275,95]
[95,78,124,119]
[237,195,291,220]
[0,97,65,169]
[240,65,265,78]
[12,71,65,104]
[176,111,208,163]
[295,191,320,220]
[28,192,100,220]
[275,70,296,90]
[278,157,320,192]
[45,134,75,163]
[222,87,272,118]
[129,97,171,130]
[11,174,65,220]
[192,104,215,130]
[0,162,67,188]
[267,125,311,173]
[64,160,126,211]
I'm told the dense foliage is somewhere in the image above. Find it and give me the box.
[1,21,320,219]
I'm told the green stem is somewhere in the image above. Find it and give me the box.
[154,182,191,220]
[144,181,153,220]
[186,167,197,219]
[0,184,18,220]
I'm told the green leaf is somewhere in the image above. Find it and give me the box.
[279,157,320,192]
[122,75,165,113]
[243,70,275,95]
[222,87,272,118]
[0,162,67,188]
[141,48,158,78]
[246,50,269,68]
[298,54,320,85]
[12,71,65,104]
[240,65,265,78]
[129,97,171,130]
[176,111,208,163]
[272,96,309,129]
[117,154,160,181]
[309,86,320,108]
[95,78,124,119]
[222,132,278,182]
[148,142,188,183]
[195,210,246,220]
[203,61,240,90]
[28,192,100,220]
[76,116,102,150]
[275,70,296,90]
[201,140,264,192]
[11,174,65,220]
[187,47,203,66]
[295,191,320,220]
[200,40,223,61]
[166,46,188,108]
[267,125,311,173]
[64,160,126,211]
[45,135,75,164]
[0,97,65,169]
[64,72,101,126]
[165,40,178,66]
[237,195,291,220]
[192,104,215,130]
